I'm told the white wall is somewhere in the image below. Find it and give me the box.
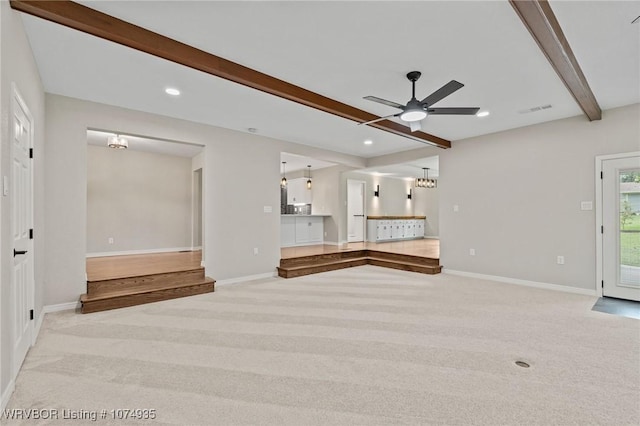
[87,145,193,254]
[0,2,46,408]
[44,94,365,305]
[413,185,439,237]
[439,103,640,291]
[344,172,414,217]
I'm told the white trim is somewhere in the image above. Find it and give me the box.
[595,151,640,299]
[322,241,340,246]
[86,247,196,258]
[1,380,16,412]
[444,269,597,296]
[424,235,440,239]
[280,242,325,248]
[215,272,276,286]
[43,301,80,314]
[191,246,202,251]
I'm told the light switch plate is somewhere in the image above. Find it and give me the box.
[263,206,272,213]
[580,201,593,211]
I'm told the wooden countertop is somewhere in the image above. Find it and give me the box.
[367,216,426,220]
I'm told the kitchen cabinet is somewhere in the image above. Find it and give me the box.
[281,215,326,247]
[286,178,312,205]
[367,217,426,242]
[281,216,296,247]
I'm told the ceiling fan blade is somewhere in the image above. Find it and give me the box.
[359,113,401,126]
[363,96,405,110]
[409,121,422,132]
[427,107,480,115]
[421,80,464,106]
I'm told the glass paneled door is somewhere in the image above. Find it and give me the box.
[602,156,640,301]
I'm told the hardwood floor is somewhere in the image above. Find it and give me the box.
[86,250,202,281]
[279,239,441,278]
[281,238,440,259]
[82,250,214,313]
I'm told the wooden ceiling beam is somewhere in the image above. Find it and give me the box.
[509,0,601,121]
[10,0,451,148]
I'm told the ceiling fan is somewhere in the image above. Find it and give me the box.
[361,71,480,132]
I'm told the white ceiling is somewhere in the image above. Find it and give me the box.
[21,1,640,162]
[87,129,203,158]
[280,152,336,174]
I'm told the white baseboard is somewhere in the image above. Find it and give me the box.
[87,247,195,258]
[444,269,597,296]
[1,380,15,412]
[424,235,440,239]
[43,301,80,313]
[216,272,276,286]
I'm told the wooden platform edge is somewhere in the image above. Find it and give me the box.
[81,278,215,314]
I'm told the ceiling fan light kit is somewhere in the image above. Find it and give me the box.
[362,71,480,132]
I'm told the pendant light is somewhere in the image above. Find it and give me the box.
[306,165,312,190]
[107,134,128,149]
[416,167,437,189]
[281,161,287,187]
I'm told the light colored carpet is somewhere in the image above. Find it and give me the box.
[6,265,640,425]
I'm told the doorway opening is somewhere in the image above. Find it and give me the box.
[347,179,366,243]
[597,152,640,301]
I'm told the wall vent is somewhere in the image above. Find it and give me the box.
[518,104,552,114]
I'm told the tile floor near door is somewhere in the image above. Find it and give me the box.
[281,238,440,259]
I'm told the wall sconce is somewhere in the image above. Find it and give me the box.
[374,184,380,197]
[407,188,412,200]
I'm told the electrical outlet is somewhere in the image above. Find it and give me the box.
[557,256,564,265]
[454,205,459,212]
[324,232,327,237]
[108,237,114,244]
[253,247,259,255]
[469,248,475,256]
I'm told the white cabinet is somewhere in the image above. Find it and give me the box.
[367,218,425,242]
[390,220,404,239]
[295,216,323,244]
[286,178,312,205]
[281,216,324,247]
[281,216,296,247]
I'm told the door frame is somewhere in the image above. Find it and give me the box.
[347,179,366,243]
[10,82,35,375]
[595,151,640,298]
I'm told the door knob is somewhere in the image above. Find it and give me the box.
[13,249,27,257]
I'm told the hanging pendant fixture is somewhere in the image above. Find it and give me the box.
[281,161,287,187]
[306,165,312,189]
[416,167,437,188]
[107,134,128,149]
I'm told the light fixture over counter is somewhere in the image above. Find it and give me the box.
[306,165,312,190]
[416,167,437,188]
[281,161,287,187]
[107,134,128,149]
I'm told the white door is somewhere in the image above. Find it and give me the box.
[602,155,640,301]
[347,180,365,242]
[11,85,35,374]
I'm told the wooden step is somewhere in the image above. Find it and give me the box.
[87,267,205,296]
[277,258,368,278]
[80,277,215,314]
[366,250,440,266]
[368,258,442,275]
[279,250,366,268]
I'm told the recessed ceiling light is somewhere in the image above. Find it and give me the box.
[476,111,490,117]
[165,87,181,96]
[364,140,373,145]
